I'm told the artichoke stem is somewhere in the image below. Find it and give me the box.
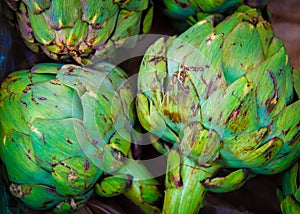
[162,153,221,214]
[117,159,162,214]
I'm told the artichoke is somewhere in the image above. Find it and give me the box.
[158,0,268,30]
[0,62,161,213]
[4,0,153,64]
[277,161,300,214]
[136,6,300,213]
[277,69,300,214]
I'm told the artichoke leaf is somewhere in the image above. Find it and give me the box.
[203,169,250,193]
[111,10,142,47]
[23,0,51,13]
[27,8,55,45]
[222,21,264,83]
[81,0,118,27]
[1,130,54,186]
[44,0,81,29]
[30,118,100,172]
[20,79,83,123]
[95,174,131,197]
[52,156,101,196]
[9,183,67,210]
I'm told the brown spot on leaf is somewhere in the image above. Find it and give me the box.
[84,160,90,172]
[38,97,47,101]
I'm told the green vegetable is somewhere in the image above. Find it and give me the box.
[4,0,153,64]
[0,62,162,213]
[277,161,300,214]
[159,0,268,30]
[136,6,300,213]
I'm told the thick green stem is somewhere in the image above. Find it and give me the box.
[117,159,162,214]
[162,151,221,214]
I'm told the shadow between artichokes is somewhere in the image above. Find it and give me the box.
[136,6,300,214]
[0,62,162,213]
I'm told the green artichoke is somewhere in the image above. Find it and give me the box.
[0,62,161,213]
[277,160,300,214]
[136,6,300,213]
[4,0,153,64]
[158,0,268,30]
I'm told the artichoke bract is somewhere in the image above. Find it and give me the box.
[158,0,268,30]
[4,0,153,64]
[0,63,161,213]
[277,160,300,214]
[136,6,300,213]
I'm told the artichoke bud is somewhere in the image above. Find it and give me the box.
[0,62,143,211]
[5,0,153,64]
[95,174,132,197]
[179,122,221,165]
[160,0,268,31]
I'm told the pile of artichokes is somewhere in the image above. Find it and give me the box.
[0,0,299,213]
